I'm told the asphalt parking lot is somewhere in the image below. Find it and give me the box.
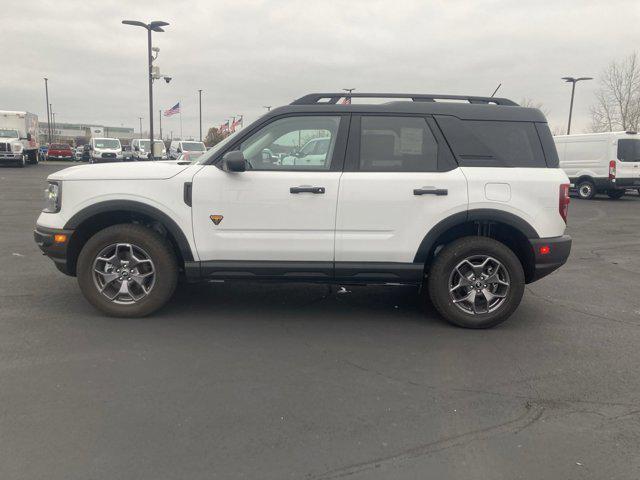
[1,162,640,480]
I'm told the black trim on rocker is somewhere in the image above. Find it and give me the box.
[413,209,539,263]
[334,262,423,285]
[186,260,423,285]
[64,200,194,262]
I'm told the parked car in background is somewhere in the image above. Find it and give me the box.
[121,145,133,161]
[47,143,74,161]
[88,137,122,163]
[555,131,640,199]
[75,146,84,161]
[169,140,206,159]
[0,110,39,165]
[39,145,49,161]
[131,139,167,160]
[81,144,90,162]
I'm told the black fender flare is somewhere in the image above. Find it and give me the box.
[64,200,194,262]
[413,209,539,263]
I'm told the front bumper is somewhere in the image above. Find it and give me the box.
[0,152,23,163]
[34,225,75,276]
[528,235,572,283]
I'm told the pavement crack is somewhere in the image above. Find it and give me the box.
[307,402,544,480]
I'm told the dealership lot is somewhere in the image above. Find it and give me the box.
[1,164,640,479]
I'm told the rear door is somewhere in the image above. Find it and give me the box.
[616,137,640,184]
[334,115,468,283]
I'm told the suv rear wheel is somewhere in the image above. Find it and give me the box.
[428,237,525,328]
[76,224,178,317]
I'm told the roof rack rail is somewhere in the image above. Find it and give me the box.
[291,93,519,106]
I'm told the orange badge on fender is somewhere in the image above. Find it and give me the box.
[210,215,224,225]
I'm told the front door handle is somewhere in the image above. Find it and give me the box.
[414,187,448,196]
[290,186,325,194]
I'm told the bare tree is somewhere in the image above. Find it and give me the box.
[519,97,550,117]
[590,52,640,132]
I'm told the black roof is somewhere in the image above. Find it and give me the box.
[266,93,547,122]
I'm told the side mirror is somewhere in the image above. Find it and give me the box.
[222,150,246,172]
[134,146,140,152]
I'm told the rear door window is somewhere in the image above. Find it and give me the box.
[435,116,547,167]
[617,139,640,162]
[359,116,438,172]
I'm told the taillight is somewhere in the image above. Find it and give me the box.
[559,183,570,224]
[609,160,616,180]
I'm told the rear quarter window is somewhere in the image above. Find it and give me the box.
[617,138,640,162]
[435,116,548,168]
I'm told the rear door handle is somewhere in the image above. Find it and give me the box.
[413,187,448,196]
[290,186,325,194]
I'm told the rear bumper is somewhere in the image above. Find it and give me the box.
[528,235,572,283]
[34,225,75,276]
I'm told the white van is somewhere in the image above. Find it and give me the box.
[89,137,122,164]
[169,140,206,159]
[131,139,167,160]
[555,131,640,199]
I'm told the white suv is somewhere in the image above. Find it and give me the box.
[34,93,572,328]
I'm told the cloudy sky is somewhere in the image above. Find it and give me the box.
[3,0,639,139]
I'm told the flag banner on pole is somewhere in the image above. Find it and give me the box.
[219,121,229,134]
[164,102,180,117]
[340,97,351,105]
[231,115,243,131]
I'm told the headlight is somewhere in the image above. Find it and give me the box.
[43,181,61,213]
[12,143,23,153]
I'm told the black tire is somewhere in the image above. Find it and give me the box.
[76,224,178,317]
[576,179,596,200]
[607,189,625,199]
[427,236,525,329]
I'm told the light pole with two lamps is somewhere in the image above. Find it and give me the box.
[122,19,171,157]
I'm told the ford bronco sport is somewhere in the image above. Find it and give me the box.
[34,93,572,328]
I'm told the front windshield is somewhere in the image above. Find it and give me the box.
[0,129,19,138]
[182,142,206,152]
[94,139,120,149]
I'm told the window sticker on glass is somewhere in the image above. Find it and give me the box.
[399,128,423,155]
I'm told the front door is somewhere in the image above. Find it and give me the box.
[191,114,349,276]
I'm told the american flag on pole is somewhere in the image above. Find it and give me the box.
[231,115,243,132]
[164,102,180,117]
[340,97,351,105]
[219,121,229,134]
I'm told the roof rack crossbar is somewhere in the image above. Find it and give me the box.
[291,93,518,106]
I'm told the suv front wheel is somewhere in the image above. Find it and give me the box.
[428,237,525,328]
[76,224,178,317]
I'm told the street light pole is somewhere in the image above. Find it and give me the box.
[51,111,56,142]
[198,89,203,142]
[122,20,169,155]
[138,117,143,138]
[44,78,52,145]
[562,76,593,135]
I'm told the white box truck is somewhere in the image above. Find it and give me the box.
[0,110,39,167]
[555,131,640,199]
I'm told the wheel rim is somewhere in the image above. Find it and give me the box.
[579,184,592,198]
[92,243,156,305]
[448,255,510,315]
